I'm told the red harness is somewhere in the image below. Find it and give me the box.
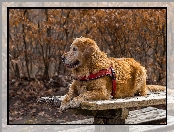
[74,66,116,98]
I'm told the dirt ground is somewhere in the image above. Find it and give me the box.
[8,76,90,124]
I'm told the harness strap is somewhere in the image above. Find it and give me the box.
[110,66,116,97]
[74,66,116,98]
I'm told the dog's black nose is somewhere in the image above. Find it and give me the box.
[61,55,66,63]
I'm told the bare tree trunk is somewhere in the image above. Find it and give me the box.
[23,9,30,79]
[42,9,51,80]
[15,63,20,78]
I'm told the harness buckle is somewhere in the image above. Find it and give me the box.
[110,67,116,80]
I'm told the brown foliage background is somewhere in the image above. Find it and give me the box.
[9,8,166,85]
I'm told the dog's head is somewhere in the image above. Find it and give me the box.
[62,37,99,69]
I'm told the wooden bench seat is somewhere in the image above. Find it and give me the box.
[80,91,166,110]
[125,106,166,124]
[39,90,166,110]
[38,90,167,124]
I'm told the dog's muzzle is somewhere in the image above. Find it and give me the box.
[61,55,80,68]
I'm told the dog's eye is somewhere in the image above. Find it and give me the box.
[73,47,77,51]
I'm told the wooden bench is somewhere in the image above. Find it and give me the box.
[38,90,167,124]
[38,88,174,132]
[69,91,166,124]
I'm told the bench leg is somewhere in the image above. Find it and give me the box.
[94,117,125,124]
[70,108,129,124]
[93,108,127,124]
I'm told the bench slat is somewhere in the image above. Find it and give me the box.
[81,92,166,110]
[125,107,166,124]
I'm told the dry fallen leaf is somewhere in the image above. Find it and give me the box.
[38,111,45,116]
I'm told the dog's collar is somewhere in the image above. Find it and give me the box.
[73,66,116,98]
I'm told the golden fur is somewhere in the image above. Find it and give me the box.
[60,37,165,111]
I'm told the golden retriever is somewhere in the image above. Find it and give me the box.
[60,37,165,111]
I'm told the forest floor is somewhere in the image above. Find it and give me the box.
[8,75,91,124]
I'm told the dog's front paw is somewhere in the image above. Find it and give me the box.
[69,98,81,108]
[59,104,70,112]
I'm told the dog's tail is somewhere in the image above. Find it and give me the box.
[146,85,166,92]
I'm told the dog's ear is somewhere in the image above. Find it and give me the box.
[85,46,96,56]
